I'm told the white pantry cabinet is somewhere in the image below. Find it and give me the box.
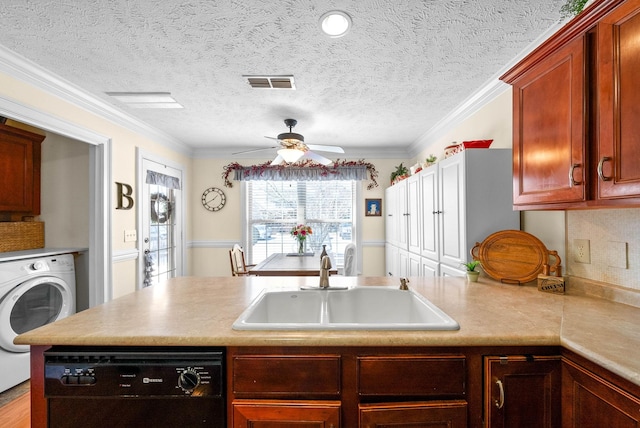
[386,149,519,277]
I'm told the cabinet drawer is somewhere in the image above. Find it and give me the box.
[233,400,341,427]
[357,355,466,398]
[233,355,341,397]
[360,400,467,427]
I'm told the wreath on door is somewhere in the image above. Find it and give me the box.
[150,193,172,224]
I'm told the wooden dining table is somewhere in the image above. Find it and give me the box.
[250,253,338,276]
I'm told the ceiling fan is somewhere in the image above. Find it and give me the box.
[233,119,345,165]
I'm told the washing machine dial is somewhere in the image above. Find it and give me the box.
[30,261,47,271]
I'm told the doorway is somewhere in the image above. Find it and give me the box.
[0,100,110,307]
[137,152,184,288]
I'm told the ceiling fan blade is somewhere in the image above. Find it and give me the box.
[304,151,333,166]
[232,146,279,155]
[264,136,282,142]
[306,144,345,154]
[270,154,284,166]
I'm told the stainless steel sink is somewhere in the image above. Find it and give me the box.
[232,287,459,330]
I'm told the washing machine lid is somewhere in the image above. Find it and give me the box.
[0,276,74,353]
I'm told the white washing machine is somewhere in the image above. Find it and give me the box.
[0,253,76,393]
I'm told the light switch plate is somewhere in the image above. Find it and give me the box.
[574,239,590,264]
[607,241,628,269]
[124,229,137,242]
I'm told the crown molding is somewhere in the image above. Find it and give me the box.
[0,44,192,155]
[408,20,564,157]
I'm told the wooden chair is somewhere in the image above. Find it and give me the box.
[229,244,256,276]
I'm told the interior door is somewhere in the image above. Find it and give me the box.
[140,157,183,288]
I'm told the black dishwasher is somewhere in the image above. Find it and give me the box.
[44,347,225,427]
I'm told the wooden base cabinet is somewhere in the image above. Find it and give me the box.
[484,355,561,428]
[562,356,640,428]
[228,347,469,428]
[359,401,467,428]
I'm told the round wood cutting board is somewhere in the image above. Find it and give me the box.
[471,230,549,284]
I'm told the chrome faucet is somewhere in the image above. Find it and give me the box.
[319,255,332,289]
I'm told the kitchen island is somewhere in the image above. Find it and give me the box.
[17,275,640,427]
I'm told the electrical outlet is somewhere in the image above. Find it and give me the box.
[124,229,137,242]
[607,241,628,269]
[574,239,590,264]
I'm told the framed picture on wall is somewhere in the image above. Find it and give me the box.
[365,198,382,217]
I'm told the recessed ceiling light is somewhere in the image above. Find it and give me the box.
[319,10,352,38]
[106,92,183,108]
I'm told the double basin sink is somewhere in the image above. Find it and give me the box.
[233,286,459,331]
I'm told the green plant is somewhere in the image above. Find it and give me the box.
[462,260,481,272]
[560,0,590,18]
[426,154,437,163]
[390,163,409,182]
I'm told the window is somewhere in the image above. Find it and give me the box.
[246,180,357,267]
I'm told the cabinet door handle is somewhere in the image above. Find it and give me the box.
[569,163,583,187]
[597,156,612,181]
[495,379,505,409]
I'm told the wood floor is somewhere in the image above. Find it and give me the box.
[0,383,30,428]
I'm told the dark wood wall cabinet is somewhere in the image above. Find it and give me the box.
[0,123,45,216]
[501,0,640,209]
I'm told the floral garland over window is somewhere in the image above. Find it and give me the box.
[222,159,379,190]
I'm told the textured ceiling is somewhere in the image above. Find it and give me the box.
[0,0,565,157]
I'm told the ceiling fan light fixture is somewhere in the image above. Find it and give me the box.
[277,132,305,143]
[278,148,305,163]
[320,10,352,38]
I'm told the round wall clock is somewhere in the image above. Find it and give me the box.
[201,187,226,212]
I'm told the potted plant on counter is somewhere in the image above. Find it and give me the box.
[462,260,481,282]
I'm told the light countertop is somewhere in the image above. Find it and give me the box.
[15,275,640,386]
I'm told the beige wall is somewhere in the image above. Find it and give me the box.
[1,71,191,300]
[410,88,567,263]
[3,67,637,296]
[188,156,399,277]
[40,133,90,248]
[411,87,639,292]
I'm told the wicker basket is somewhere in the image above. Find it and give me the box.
[0,221,45,252]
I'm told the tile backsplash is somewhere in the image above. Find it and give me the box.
[567,208,639,291]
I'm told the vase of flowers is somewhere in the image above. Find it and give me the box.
[291,224,312,255]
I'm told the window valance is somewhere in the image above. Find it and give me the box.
[145,170,181,190]
[222,159,379,189]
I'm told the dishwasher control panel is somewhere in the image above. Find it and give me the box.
[44,347,224,398]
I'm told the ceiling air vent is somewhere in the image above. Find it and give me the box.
[244,75,296,90]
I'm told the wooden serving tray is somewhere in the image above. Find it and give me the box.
[471,230,560,284]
